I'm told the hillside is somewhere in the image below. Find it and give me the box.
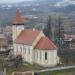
[0,0,75,27]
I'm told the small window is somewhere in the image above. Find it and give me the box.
[16,46,18,55]
[24,47,26,54]
[16,49,18,53]
[40,52,41,60]
[37,51,38,59]
[20,47,22,53]
[16,46,18,53]
[29,48,30,54]
[17,46,18,52]
[45,52,47,60]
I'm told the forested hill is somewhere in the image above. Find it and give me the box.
[0,0,75,26]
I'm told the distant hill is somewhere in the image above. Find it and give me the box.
[0,0,75,26]
[54,4,75,13]
[55,0,75,7]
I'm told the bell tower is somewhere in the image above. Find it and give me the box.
[12,9,24,42]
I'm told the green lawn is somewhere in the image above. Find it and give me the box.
[51,70,75,75]
[40,69,75,75]
[0,56,5,70]
[0,55,75,75]
[0,55,42,75]
[7,64,75,75]
[7,64,42,75]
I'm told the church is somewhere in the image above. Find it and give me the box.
[12,10,59,67]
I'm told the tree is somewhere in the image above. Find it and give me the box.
[44,16,52,39]
[14,55,22,68]
[57,17,64,56]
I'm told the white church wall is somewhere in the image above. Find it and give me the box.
[34,49,58,67]
[14,44,34,64]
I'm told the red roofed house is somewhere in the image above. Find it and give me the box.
[0,33,8,51]
[12,10,59,67]
[63,34,75,49]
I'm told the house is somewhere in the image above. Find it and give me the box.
[63,34,75,49]
[3,25,12,34]
[0,33,8,51]
[3,25,13,46]
[12,9,59,67]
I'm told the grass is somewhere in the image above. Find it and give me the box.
[6,64,42,75]
[7,64,75,75]
[40,69,75,75]
[0,55,42,75]
[0,55,75,75]
[0,56,5,70]
[0,55,41,75]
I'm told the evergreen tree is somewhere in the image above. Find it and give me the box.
[44,16,52,39]
[58,17,64,38]
[55,17,63,56]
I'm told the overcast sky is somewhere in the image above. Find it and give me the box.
[0,0,72,4]
[0,0,33,3]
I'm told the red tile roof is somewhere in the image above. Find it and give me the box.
[35,37,57,50]
[13,9,24,24]
[15,29,40,45]
[63,34,75,41]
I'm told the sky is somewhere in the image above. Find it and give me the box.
[0,0,73,4]
[0,0,33,3]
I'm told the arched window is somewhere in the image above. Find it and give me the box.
[28,48,30,54]
[24,46,26,54]
[45,52,47,60]
[16,46,18,55]
[40,52,41,60]
[20,46,22,53]
[37,51,38,59]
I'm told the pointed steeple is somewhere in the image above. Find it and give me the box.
[12,9,25,41]
[13,9,24,25]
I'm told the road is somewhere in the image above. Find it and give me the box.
[35,65,75,73]
[0,71,3,75]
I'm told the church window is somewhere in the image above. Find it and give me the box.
[20,46,22,53]
[45,52,47,60]
[40,52,41,60]
[37,51,38,59]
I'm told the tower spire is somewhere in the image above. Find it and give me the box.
[13,9,24,25]
[12,9,24,41]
